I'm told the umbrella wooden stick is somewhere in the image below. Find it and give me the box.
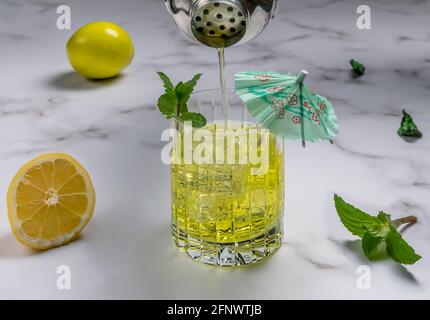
[296,70,308,148]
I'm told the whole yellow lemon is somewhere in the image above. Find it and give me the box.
[67,21,134,79]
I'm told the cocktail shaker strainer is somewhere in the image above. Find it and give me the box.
[165,0,278,48]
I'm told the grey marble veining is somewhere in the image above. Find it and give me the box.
[0,0,429,299]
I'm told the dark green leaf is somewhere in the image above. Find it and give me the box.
[183,73,202,96]
[398,109,422,138]
[364,211,391,237]
[180,112,207,128]
[175,82,188,113]
[175,73,202,112]
[334,194,378,237]
[362,233,385,260]
[350,59,366,76]
[157,72,175,95]
[386,227,422,265]
[175,81,184,92]
[157,93,177,118]
[179,98,189,114]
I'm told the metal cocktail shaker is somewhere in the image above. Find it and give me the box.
[165,0,278,48]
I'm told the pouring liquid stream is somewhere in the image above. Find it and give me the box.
[217,47,229,128]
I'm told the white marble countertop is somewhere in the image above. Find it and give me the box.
[0,0,429,299]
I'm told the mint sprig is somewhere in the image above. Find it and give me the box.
[334,194,421,265]
[157,72,207,128]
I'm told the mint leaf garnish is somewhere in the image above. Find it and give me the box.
[156,72,207,128]
[365,212,391,237]
[362,233,384,259]
[157,93,178,118]
[333,194,378,237]
[398,109,422,138]
[386,227,422,265]
[350,59,366,76]
[334,194,421,265]
[181,112,207,128]
[176,74,202,106]
[157,72,175,95]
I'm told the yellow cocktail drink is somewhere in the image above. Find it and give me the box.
[171,122,284,266]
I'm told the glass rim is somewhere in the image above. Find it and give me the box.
[193,88,236,95]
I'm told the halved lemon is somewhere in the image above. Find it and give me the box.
[7,153,95,250]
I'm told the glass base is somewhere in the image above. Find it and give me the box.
[172,224,283,267]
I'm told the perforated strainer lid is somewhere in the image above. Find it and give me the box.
[191,0,247,48]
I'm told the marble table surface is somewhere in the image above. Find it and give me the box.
[0,0,429,299]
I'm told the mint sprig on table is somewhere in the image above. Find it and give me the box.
[157,72,207,128]
[334,194,421,265]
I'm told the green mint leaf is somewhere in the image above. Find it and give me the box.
[175,81,184,92]
[398,109,422,138]
[364,211,391,237]
[179,100,189,114]
[386,227,422,265]
[180,112,207,128]
[350,59,366,76]
[334,194,422,265]
[175,82,189,114]
[156,72,206,128]
[157,72,175,95]
[334,194,379,237]
[175,73,202,110]
[362,233,385,260]
[157,93,177,118]
[182,73,202,97]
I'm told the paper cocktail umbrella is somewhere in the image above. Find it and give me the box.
[235,71,339,146]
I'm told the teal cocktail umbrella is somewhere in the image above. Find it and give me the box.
[235,71,339,147]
